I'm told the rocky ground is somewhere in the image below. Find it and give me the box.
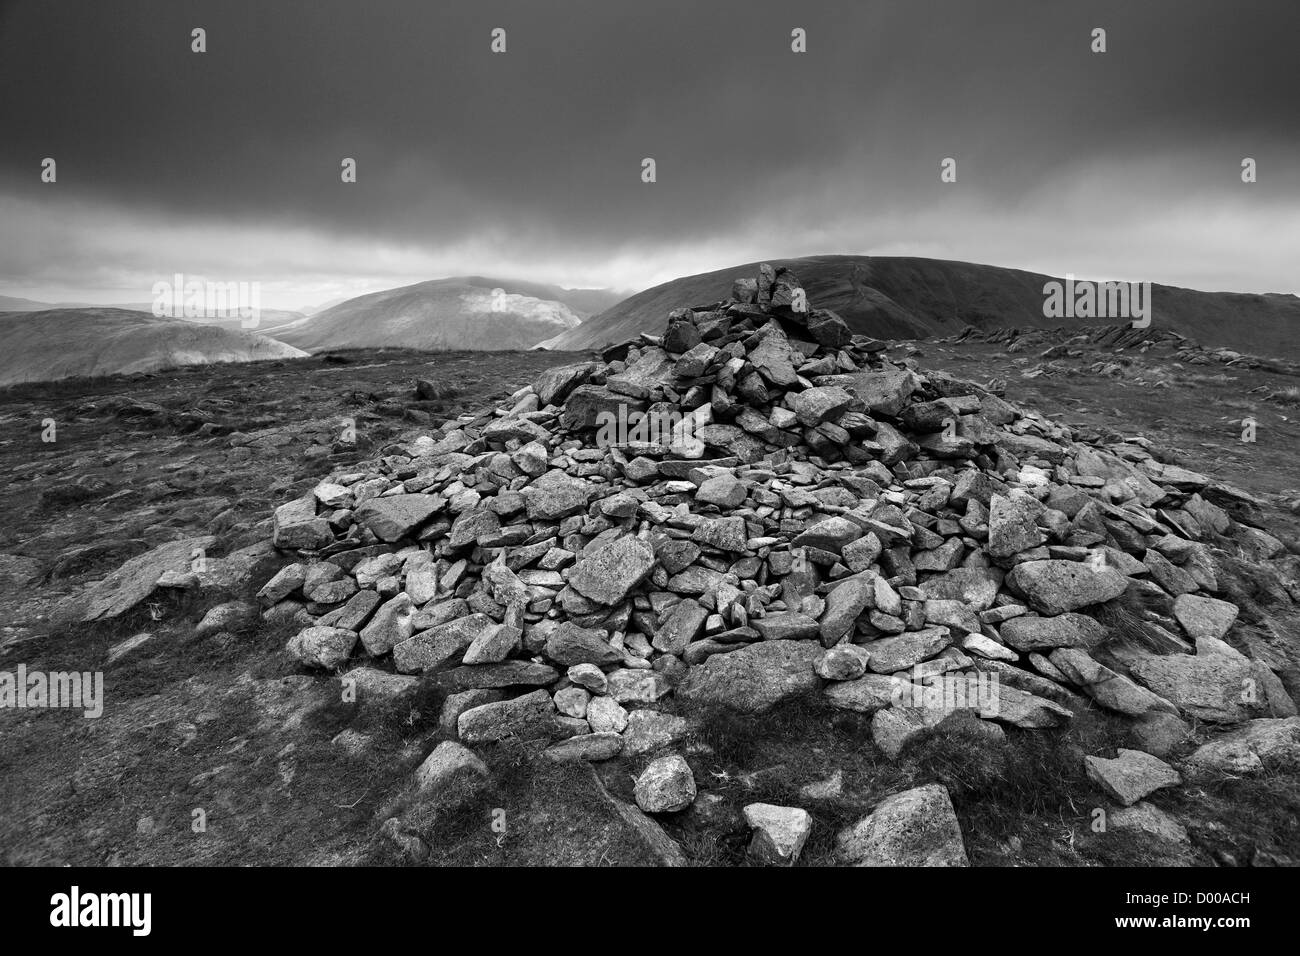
[2,281,1299,867]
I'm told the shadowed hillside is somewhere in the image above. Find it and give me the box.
[540,256,1300,357]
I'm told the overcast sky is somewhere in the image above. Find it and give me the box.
[1,0,1296,309]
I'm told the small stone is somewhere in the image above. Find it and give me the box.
[1084,748,1182,806]
[287,625,357,668]
[837,783,968,866]
[743,803,813,865]
[634,755,697,813]
[415,741,489,795]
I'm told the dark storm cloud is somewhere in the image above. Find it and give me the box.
[1,0,1297,303]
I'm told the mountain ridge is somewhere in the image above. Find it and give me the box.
[540,255,1300,357]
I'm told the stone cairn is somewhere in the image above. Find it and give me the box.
[263,263,1298,864]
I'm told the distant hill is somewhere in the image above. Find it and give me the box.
[110,304,307,337]
[540,255,1300,358]
[0,294,56,311]
[0,309,307,386]
[270,277,624,352]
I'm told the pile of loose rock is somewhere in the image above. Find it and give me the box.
[263,264,1299,864]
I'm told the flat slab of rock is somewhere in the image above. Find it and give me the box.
[1084,748,1181,806]
[457,689,558,744]
[621,709,690,757]
[523,469,592,521]
[1049,648,1176,717]
[566,535,656,605]
[1000,613,1106,651]
[544,622,622,666]
[1185,717,1300,775]
[1172,593,1239,642]
[1006,560,1128,615]
[393,613,492,673]
[1128,654,1267,723]
[676,639,823,713]
[543,732,624,762]
[1109,802,1190,844]
[272,497,332,551]
[354,494,442,543]
[865,627,951,673]
[71,535,216,623]
[837,783,969,866]
[824,673,908,713]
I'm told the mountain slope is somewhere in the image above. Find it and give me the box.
[0,294,58,311]
[0,309,307,386]
[109,305,307,337]
[271,277,623,352]
[542,255,1300,357]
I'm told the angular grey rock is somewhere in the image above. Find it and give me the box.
[287,625,357,668]
[522,469,592,521]
[342,666,418,707]
[872,706,946,758]
[1049,648,1176,718]
[1128,654,1270,722]
[837,783,968,866]
[544,622,622,666]
[999,613,1107,652]
[586,695,630,734]
[847,366,918,417]
[393,613,492,673]
[457,688,558,744]
[744,803,812,865]
[1109,802,1190,844]
[567,535,656,605]
[73,535,217,623]
[987,493,1045,558]
[1006,560,1128,615]
[652,598,708,654]
[605,668,672,704]
[753,610,819,641]
[866,628,952,673]
[791,516,863,554]
[695,473,747,508]
[819,576,874,644]
[533,362,599,406]
[1084,748,1181,806]
[794,386,852,427]
[920,567,1003,611]
[543,732,623,762]
[354,494,442,543]
[621,709,689,757]
[1172,593,1239,642]
[825,673,908,713]
[359,592,415,655]
[1185,717,1300,775]
[677,639,823,713]
[273,497,332,551]
[258,562,306,606]
[415,741,489,794]
[634,754,696,813]
[816,643,872,681]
